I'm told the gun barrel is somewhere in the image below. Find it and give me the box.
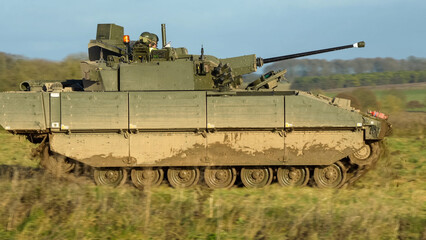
[258,41,365,66]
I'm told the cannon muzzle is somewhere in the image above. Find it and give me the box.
[256,41,365,67]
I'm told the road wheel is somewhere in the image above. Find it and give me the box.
[277,167,310,187]
[204,167,237,189]
[131,168,164,189]
[240,167,273,188]
[313,161,347,189]
[167,167,200,188]
[94,168,128,187]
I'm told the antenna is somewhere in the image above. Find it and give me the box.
[200,45,204,60]
[161,24,167,48]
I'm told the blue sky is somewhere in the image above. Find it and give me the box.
[0,0,425,61]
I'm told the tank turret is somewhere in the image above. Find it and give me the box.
[78,24,365,92]
[18,24,365,93]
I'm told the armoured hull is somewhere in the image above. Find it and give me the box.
[0,90,389,188]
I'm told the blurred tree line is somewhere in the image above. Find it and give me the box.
[263,57,426,80]
[291,70,426,91]
[259,56,426,91]
[0,52,86,91]
[1,52,426,92]
[262,56,426,91]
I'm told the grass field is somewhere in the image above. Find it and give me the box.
[371,88,425,112]
[0,89,425,239]
[374,88,425,102]
[325,84,426,112]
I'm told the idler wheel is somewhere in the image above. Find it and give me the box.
[349,142,380,166]
[131,168,164,189]
[204,167,237,189]
[94,168,128,187]
[313,161,347,189]
[240,167,273,188]
[167,167,200,188]
[277,167,310,187]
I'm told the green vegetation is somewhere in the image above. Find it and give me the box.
[0,130,38,168]
[375,89,426,112]
[264,57,426,81]
[0,160,424,240]
[326,88,426,113]
[0,129,424,239]
[291,71,426,91]
[0,52,85,91]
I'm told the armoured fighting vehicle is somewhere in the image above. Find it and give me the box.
[0,24,391,189]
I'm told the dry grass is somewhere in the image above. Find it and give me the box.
[0,168,424,240]
[0,111,425,239]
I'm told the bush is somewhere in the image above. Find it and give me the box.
[335,92,362,110]
[351,88,379,111]
[406,100,424,108]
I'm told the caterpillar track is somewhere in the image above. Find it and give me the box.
[37,141,384,189]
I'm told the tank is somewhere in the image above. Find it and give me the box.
[0,23,391,189]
